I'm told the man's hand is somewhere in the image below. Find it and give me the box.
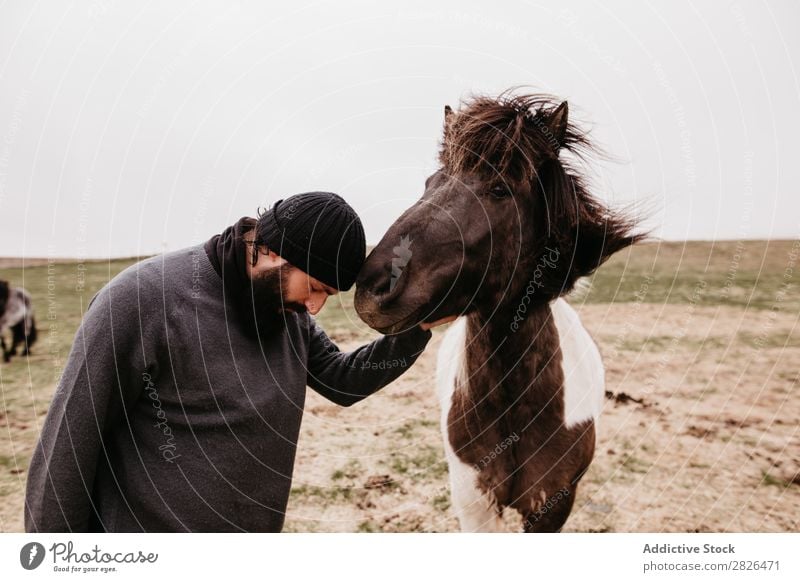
[419,315,459,331]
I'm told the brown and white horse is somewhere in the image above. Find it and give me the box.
[355,91,643,532]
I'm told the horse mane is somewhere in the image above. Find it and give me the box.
[440,90,645,284]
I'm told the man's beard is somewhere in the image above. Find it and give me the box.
[235,263,306,337]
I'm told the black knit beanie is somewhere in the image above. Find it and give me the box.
[255,192,366,291]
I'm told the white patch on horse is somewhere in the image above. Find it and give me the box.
[550,298,604,428]
[436,317,504,532]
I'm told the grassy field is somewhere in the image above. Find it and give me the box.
[1,240,798,532]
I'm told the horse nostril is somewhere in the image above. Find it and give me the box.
[373,277,393,298]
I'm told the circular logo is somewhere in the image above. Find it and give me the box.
[20,542,46,570]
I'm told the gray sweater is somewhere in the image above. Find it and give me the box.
[24,245,431,532]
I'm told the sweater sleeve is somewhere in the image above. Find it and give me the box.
[24,274,160,532]
[306,317,432,407]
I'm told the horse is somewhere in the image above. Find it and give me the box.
[354,91,643,532]
[0,280,38,363]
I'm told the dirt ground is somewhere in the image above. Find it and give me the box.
[1,303,798,533]
[284,303,799,532]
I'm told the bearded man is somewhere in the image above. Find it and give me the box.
[25,192,439,532]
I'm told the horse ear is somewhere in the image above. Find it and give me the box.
[549,101,569,148]
[443,105,455,139]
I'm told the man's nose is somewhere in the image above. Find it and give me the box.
[306,294,327,315]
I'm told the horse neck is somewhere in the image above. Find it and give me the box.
[462,299,564,414]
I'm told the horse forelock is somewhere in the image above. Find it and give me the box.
[438,91,592,186]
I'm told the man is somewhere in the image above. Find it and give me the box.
[25,192,437,532]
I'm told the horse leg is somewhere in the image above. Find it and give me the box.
[10,322,23,357]
[21,303,36,356]
[15,319,31,356]
[1,335,9,362]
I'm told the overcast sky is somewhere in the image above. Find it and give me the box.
[0,0,798,258]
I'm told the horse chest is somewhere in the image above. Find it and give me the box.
[446,340,576,500]
[448,380,551,494]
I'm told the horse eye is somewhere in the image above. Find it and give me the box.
[489,185,512,199]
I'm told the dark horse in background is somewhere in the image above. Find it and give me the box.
[0,280,37,362]
[355,91,643,532]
